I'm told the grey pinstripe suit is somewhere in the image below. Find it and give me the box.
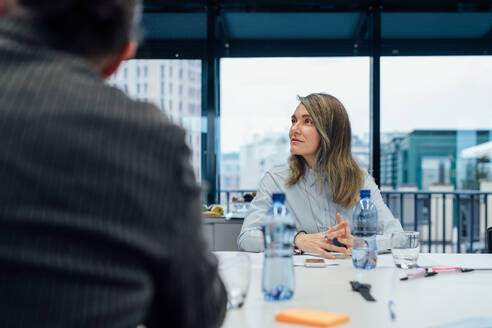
[0,16,226,328]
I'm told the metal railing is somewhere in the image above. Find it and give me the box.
[220,189,492,253]
[381,191,491,254]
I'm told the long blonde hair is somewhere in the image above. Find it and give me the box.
[286,93,363,208]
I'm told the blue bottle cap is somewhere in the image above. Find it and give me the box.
[360,189,371,199]
[272,193,286,203]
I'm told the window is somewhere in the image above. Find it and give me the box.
[107,59,202,181]
[421,156,451,190]
[220,57,370,191]
[381,56,492,191]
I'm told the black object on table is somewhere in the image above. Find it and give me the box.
[350,281,376,302]
[332,237,347,248]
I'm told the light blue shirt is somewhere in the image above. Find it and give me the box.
[237,164,403,252]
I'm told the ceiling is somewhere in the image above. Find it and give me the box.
[138,0,492,58]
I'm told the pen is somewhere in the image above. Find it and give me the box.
[388,300,396,321]
[428,266,492,272]
[429,266,460,272]
[401,266,491,281]
[400,269,438,281]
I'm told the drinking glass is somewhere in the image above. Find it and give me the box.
[216,252,251,309]
[352,237,377,270]
[391,231,420,269]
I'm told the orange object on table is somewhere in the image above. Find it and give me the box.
[275,309,349,327]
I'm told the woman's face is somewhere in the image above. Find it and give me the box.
[289,104,321,167]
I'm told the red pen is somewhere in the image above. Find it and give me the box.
[429,266,482,273]
[429,266,460,272]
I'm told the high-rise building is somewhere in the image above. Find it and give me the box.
[108,60,202,181]
[220,152,240,190]
[381,130,491,190]
[351,134,369,169]
[238,132,290,190]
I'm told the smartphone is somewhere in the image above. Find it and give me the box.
[304,258,326,268]
[332,237,347,248]
[331,252,350,259]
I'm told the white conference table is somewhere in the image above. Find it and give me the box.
[217,252,492,328]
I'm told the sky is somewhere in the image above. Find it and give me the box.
[220,56,492,153]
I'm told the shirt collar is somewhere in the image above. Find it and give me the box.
[304,165,318,188]
[304,164,332,195]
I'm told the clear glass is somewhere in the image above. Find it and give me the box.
[220,57,370,198]
[391,231,420,269]
[107,59,203,182]
[262,199,295,301]
[216,253,251,309]
[352,237,377,270]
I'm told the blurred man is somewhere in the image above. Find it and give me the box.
[0,1,227,327]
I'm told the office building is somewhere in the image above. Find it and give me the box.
[381,130,492,190]
[108,60,203,181]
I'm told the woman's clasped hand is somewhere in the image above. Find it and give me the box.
[294,213,354,259]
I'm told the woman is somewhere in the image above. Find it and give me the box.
[237,93,402,258]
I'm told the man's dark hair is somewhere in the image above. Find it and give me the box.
[19,0,140,57]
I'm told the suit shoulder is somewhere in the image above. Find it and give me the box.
[103,85,166,117]
[99,86,184,136]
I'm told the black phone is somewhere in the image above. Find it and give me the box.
[332,237,347,248]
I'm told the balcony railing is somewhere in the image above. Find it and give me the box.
[381,191,491,254]
[220,189,492,254]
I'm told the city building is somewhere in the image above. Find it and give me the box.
[221,132,374,192]
[220,152,240,190]
[351,134,369,170]
[381,130,492,190]
[108,60,203,181]
[238,132,290,190]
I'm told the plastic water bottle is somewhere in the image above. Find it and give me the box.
[352,189,378,270]
[262,193,295,301]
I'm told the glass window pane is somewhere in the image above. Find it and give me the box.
[381,56,492,191]
[108,59,202,181]
[220,57,370,195]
